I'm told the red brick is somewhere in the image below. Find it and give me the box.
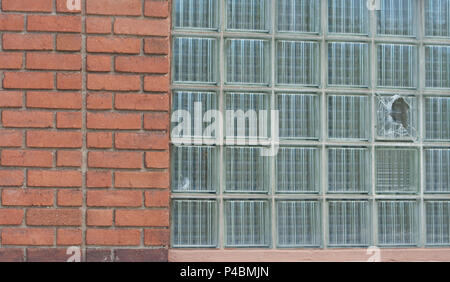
[26,209,81,226]
[143,112,169,131]
[0,130,22,147]
[27,248,73,262]
[86,17,111,34]
[87,209,113,226]
[27,15,81,33]
[0,91,22,108]
[88,151,142,169]
[86,171,112,188]
[56,112,82,129]
[2,228,53,246]
[115,171,169,188]
[114,249,167,262]
[2,0,52,12]
[115,132,168,150]
[87,36,140,54]
[27,131,82,148]
[57,190,82,206]
[57,73,82,90]
[86,249,112,262]
[144,1,169,18]
[0,53,22,69]
[26,53,81,71]
[1,150,53,167]
[145,190,170,208]
[87,132,112,148]
[115,56,169,74]
[56,151,82,167]
[26,91,82,109]
[87,92,112,109]
[56,0,81,13]
[87,55,111,72]
[0,249,24,262]
[144,37,169,55]
[28,170,82,187]
[144,75,169,92]
[0,209,23,225]
[145,151,169,169]
[86,0,142,16]
[3,72,54,90]
[57,229,82,245]
[115,210,169,227]
[3,34,52,51]
[87,190,142,207]
[56,34,81,51]
[86,229,140,246]
[115,94,169,111]
[2,189,54,206]
[0,170,23,186]
[144,229,169,246]
[114,18,169,36]
[87,112,141,130]
[0,14,24,31]
[87,74,140,91]
[2,110,53,128]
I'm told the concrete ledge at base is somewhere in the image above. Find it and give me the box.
[169,248,450,262]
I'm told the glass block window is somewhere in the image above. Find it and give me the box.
[425,0,450,37]
[328,42,369,87]
[377,0,415,36]
[377,44,417,88]
[376,148,418,193]
[172,199,217,247]
[424,97,450,141]
[173,0,218,29]
[277,93,319,139]
[425,149,450,193]
[425,45,450,88]
[277,201,321,247]
[226,0,268,32]
[328,201,370,247]
[328,147,370,193]
[277,0,320,33]
[276,40,319,86]
[225,200,270,247]
[276,147,319,193]
[376,95,417,139]
[378,201,418,246]
[426,201,450,245]
[226,39,269,84]
[328,0,369,35]
[327,95,370,140]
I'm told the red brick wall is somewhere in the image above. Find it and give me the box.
[0,0,170,262]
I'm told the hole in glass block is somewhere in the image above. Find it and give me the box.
[390,97,409,129]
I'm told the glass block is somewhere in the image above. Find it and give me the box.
[172,199,217,247]
[426,201,450,245]
[376,95,417,139]
[377,0,416,36]
[328,42,369,87]
[277,0,320,33]
[424,97,450,140]
[425,45,450,88]
[378,200,418,246]
[277,40,319,86]
[328,0,369,35]
[425,149,450,192]
[425,0,450,37]
[377,44,417,88]
[226,0,268,31]
[277,201,321,247]
[173,0,218,29]
[225,200,270,247]
[276,147,319,193]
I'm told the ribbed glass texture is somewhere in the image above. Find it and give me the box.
[226,39,269,84]
[425,0,450,37]
[426,201,450,245]
[277,94,319,139]
[172,146,217,193]
[173,37,216,83]
[226,0,268,31]
[377,44,417,88]
[277,41,319,85]
[172,199,217,247]
[173,0,218,29]
[277,201,321,247]
[425,149,450,192]
[376,96,417,139]
[328,42,369,87]
[328,147,370,193]
[377,0,415,36]
[425,45,450,88]
[277,0,319,33]
[171,91,217,139]
[376,148,418,193]
[225,147,268,193]
[328,0,368,34]
[378,201,417,246]
[226,92,269,140]
[328,201,370,246]
[425,97,450,140]
[225,200,270,247]
[328,95,369,139]
[276,147,319,193]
